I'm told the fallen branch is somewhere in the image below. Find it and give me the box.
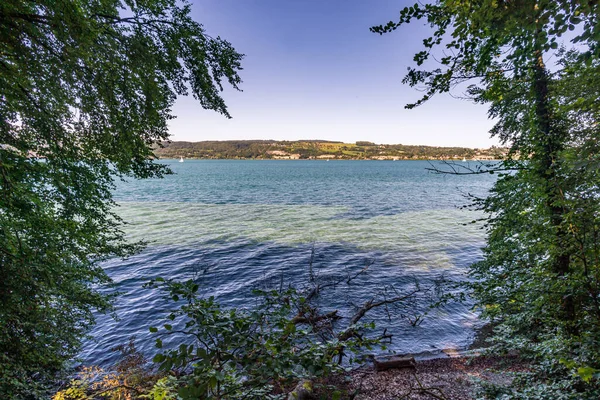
[398,373,448,400]
[339,289,420,341]
[291,310,340,325]
[305,261,372,302]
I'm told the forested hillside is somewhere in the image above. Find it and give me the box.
[154,140,506,160]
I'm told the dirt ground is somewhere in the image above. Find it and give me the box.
[327,355,528,400]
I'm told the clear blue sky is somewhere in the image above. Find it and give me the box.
[169,0,498,148]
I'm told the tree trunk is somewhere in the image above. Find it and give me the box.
[531,50,575,325]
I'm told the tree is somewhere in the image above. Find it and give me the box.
[373,1,600,397]
[468,52,600,398]
[0,0,242,397]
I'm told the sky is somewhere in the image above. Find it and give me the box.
[169,0,499,148]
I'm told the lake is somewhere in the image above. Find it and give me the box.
[80,160,496,365]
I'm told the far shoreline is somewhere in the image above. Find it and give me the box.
[159,157,504,162]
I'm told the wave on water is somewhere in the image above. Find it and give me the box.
[81,161,494,365]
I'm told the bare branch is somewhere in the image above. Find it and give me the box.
[425,159,524,175]
[291,310,340,325]
[338,289,420,341]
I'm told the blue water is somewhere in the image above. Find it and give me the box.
[81,160,496,365]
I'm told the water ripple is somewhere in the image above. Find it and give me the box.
[82,161,496,365]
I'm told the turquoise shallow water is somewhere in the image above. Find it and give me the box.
[81,160,496,365]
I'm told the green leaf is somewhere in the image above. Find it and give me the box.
[152,354,164,363]
[577,367,597,383]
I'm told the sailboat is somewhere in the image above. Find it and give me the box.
[179,156,184,163]
[462,157,467,162]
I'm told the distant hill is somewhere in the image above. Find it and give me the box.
[154,140,507,161]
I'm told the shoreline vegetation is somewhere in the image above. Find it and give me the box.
[54,271,499,400]
[154,140,507,161]
[6,0,600,397]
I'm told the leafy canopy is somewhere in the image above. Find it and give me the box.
[374,0,600,397]
[0,0,242,397]
[372,0,599,112]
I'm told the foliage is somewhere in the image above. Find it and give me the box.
[139,377,180,400]
[0,0,242,397]
[54,264,420,400]
[374,0,600,398]
[133,260,444,399]
[53,340,165,400]
[470,52,600,397]
[371,0,600,110]
[142,277,382,400]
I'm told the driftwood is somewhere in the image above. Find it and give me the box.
[373,355,416,371]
